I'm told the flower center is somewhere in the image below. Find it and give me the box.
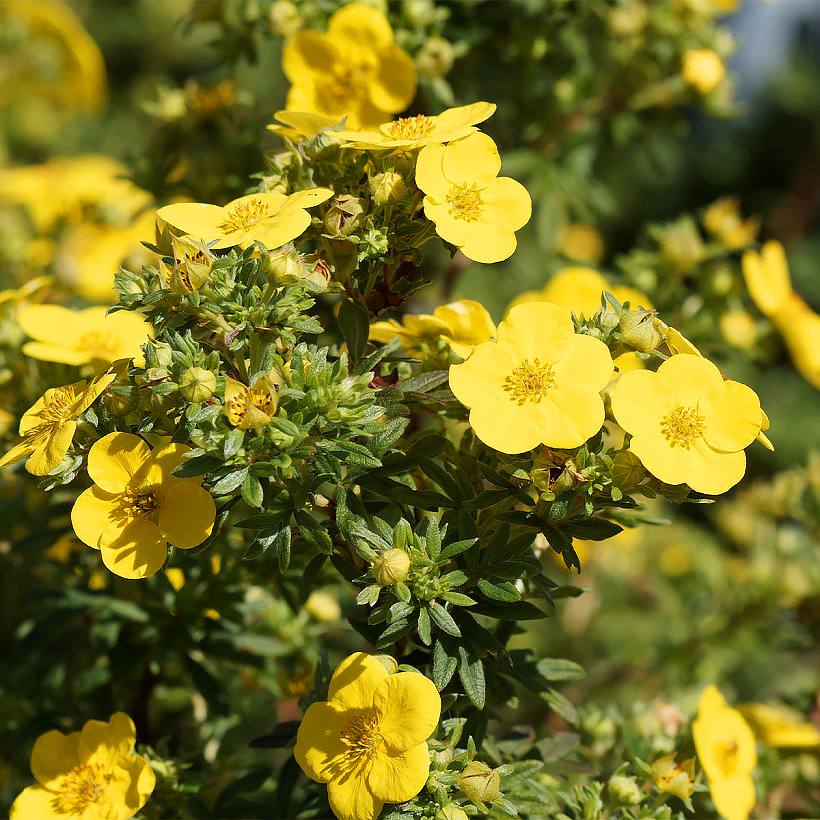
[78,330,120,360]
[503,358,556,404]
[250,383,274,416]
[50,762,110,815]
[329,66,364,103]
[659,405,706,449]
[387,115,435,141]
[715,737,740,777]
[226,387,250,426]
[41,386,76,424]
[122,486,161,519]
[445,182,483,222]
[219,199,269,233]
[340,713,383,763]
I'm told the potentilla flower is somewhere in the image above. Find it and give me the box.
[416,132,531,263]
[294,652,441,820]
[224,374,278,429]
[650,754,696,799]
[282,3,417,129]
[449,302,614,454]
[334,102,496,150]
[736,702,820,749]
[18,304,152,368]
[704,197,759,251]
[693,686,757,820]
[71,433,216,578]
[611,354,763,495]
[10,712,155,820]
[0,372,115,475]
[156,189,333,250]
[682,48,726,95]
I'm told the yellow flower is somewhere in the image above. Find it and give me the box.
[156,189,333,250]
[71,433,216,579]
[267,110,346,141]
[416,132,532,264]
[704,197,760,250]
[741,240,792,318]
[650,754,697,799]
[0,274,53,307]
[370,299,496,359]
[449,302,614,454]
[556,223,605,265]
[224,373,278,429]
[335,102,496,150]
[282,4,416,130]
[682,48,726,94]
[159,234,216,294]
[18,305,152,368]
[0,373,115,476]
[10,711,155,820]
[294,652,441,820]
[612,354,763,494]
[693,686,757,820]
[719,310,757,350]
[736,702,820,749]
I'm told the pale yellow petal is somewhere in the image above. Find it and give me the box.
[157,483,216,549]
[466,397,554,454]
[368,44,417,113]
[422,199,474,248]
[628,431,692,487]
[155,202,226,242]
[253,209,312,250]
[442,132,500,186]
[700,381,761,452]
[120,754,156,814]
[552,333,613,393]
[10,785,60,819]
[30,729,81,786]
[87,432,151,492]
[499,302,574,362]
[611,370,675,436]
[282,30,335,83]
[657,354,724,408]
[433,101,496,135]
[448,342,518,409]
[17,304,86,346]
[328,3,394,51]
[374,672,440,752]
[482,177,532,231]
[539,383,606,448]
[100,521,167,579]
[459,221,517,264]
[294,702,349,783]
[686,440,746,495]
[367,742,430,804]
[25,421,76,475]
[327,772,382,820]
[709,774,756,820]
[0,440,35,470]
[21,341,92,366]
[71,486,120,549]
[78,712,135,767]
[285,187,335,209]
[327,653,389,711]
[415,144,449,202]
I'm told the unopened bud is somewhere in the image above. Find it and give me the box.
[608,775,642,805]
[179,367,217,403]
[599,309,620,332]
[458,761,500,804]
[619,310,662,353]
[149,343,174,368]
[304,590,341,622]
[268,0,301,38]
[372,548,411,586]
[436,805,468,820]
[657,219,704,272]
[324,195,367,237]
[416,36,455,78]
[369,171,406,206]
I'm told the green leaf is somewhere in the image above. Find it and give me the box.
[294,509,333,553]
[471,600,548,620]
[438,538,477,562]
[183,655,229,715]
[417,607,432,646]
[338,298,370,363]
[318,439,381,469]
[357,585,382,606]
[563,517,624,541]
[377,617,414,648]
[541,687,577,724]
[369,417,409,458]
[223,428,244,459]
[457,644,485,709]
[260,525,291,572]
[425,517,441,560]
[235,514,281,530]
[211,467,249,496]
[172,454,222,478]
[214,768,272,815]
[241,472,264,508]
[428,602,461,637]
[433,638,458,690]
[536,658,585,682]
[477,579,521,602]
[440,591,477,606]
[399,370,449,394]
[301,554,327,596]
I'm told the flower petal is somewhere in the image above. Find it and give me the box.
[709,773,756,820]
[374,671,440,753]
[498,302,574,362]
[88,432,152,492]
[25,421,76,476]
[282,30,335,83]
[466,397,553,454]
[10,786,61,819]
[367,742,430,804]
[79,713,136,768]
[611,370,675,436]
[552,333,613,394]
[328,3,394,50]
[442,132,501,186]
[285,187,335,209]
[448,342,518,409]
[327,652,389,711]
[433,101,496,136]
[628,431,692,488]
[157,483,216,549]
[294,701,349,783]
[482,177,532,232]
[415,144,449,202]
[685,440,746,495]
[327,772,383,820]
[700,380,762,452]
[100,520,167,579]
[539,383,606,448]
[657,353,724,408]
[120,754,157,814]
[0,439,34,470]
[458,221,518,264]
[368,44,417,113]
[71,486,120,549]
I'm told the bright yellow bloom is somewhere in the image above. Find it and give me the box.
[71,433,216,579]
[156,189,333,250]
[370,299,496,359]
[224,374,278,429]
[10,712,155,820]
[282,3,417,129]
[18,305,152,368]
[295,652,441,820]
[0,373,115,476]
[612,354,763,494]
[650,754,697,799]
[741,240,791,317]
[704,197,760,250]
[416,132,532,264]
[449,302,613,454]
[335,102,496,150]
[682,48,726,94]
[737,702,820,749]
[693,686,757,820]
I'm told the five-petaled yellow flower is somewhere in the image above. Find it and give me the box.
[18,305,152,368]
[649,754,696,799]
[282,3,417,129]
[449,302,614,454]
[693,686,757,820]
[156,189,333,250]
[416,132,532,263]
[0,372,115,476]
[10,711,155,820]
[71,432,216,579]
[294,652,441,820]
[611,354,763,494]
[335,102,496,150]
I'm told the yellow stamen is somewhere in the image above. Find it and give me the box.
[659,405,706,448]
[41,386,77,423]
[503,358,556,404]
[446,182,483,222]
[78,330,120,360]
[121,486,160,519]
[340,713,383,763]
[50,762,110,815]
[388,115,435,140]
[227,388,250,426]
[716,737,739,777]
[329,66,364,103]
[250,384,274,416]
[219,199,269,233]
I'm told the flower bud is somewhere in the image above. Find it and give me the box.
[657,219,704,272]
[608,2,646,36]
[304,590,341,622]
[599,309,620,332]
[416,36,455,78]
[682,48,726,95]
[436,805,468,820]
[324,195,367,237]
[372,549,411,586]
[179,366,217,403]
[268,0,301,38]
[369,171,407,206]
[619,310,662,353]
[458,761,500,804]
[608,774,642,805]
[268,249,310,284]
[148,342,174,368]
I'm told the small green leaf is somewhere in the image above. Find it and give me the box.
[417,607,432,646]
[428,602,461,637]
[241,472,264,508]
[457,644,485,709]
[211,467,249,496]
[477,579,521,602]
[433,639,458,690]
[172,454,222,478]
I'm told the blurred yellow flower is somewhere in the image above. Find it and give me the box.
[335,102,496,150]
[556,223,605,265]
[741,240,791,317]
[156,189,333,250]
[693,686,756,820]
[650,754,696,799]
[719,309,757,350]
[267,110,345,141]
[449,302,613,454]
[682,48,726,94]
[295,652,441,820]
[704,197,760,250]
[0,275,53,308]
[282,3,417,129]
[416,132,532,264]
[736,702,820,749]
[0,372,115,476]
[370,299,496,359]
[9,712,155,820]
[18,305,152,368]
[305,590,342,622]
[71,432,216,578]
[611,354,763,494]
